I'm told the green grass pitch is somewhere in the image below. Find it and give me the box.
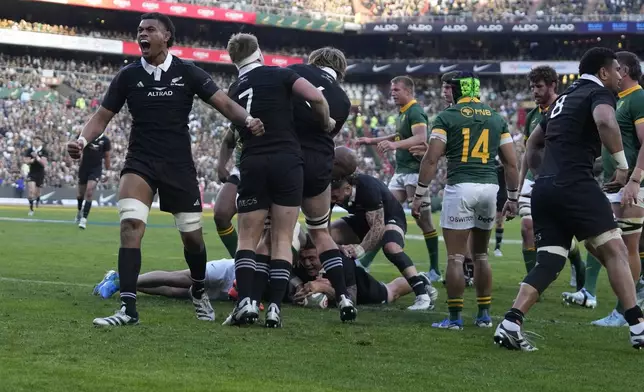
[0,205,640,392]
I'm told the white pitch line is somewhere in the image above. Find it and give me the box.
[0,216,524,245]
[0,275,592,327]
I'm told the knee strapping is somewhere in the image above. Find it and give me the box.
[617,217,644,235]
[382,230,405,249]
[448,254,466,264]
[420,192,432,212]
[587,228,623,248]
[385,251,414,272]
[523,247,568,294]
[474,253,488,263]
[174,212,202,232]
[305,209,330,230]
[118,198,150,224]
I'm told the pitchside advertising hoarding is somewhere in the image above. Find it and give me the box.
[364,21,644,34]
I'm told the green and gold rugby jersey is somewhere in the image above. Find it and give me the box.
[431,97,512,186]
[523,105,549,181]
[395,99,428,174]
[602,85,644,185]
[230,127,243,167]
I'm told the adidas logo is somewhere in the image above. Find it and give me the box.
[137,81,144,88]
[194,199,201,206]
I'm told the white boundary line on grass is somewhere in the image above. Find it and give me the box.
[0,275,590,328]
[0,216,524,245]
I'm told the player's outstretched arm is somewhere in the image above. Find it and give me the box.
[207,91,263,133]
[391,124,428,150]
[69,107,116,160]
[292,77,331,131]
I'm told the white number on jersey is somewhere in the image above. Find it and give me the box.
[550,95,567,118]
[239,88,253,113]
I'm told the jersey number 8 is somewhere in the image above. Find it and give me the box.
[461,128,490,163]
[549,95,567,119]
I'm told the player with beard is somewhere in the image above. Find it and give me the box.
[330,172,436,311]
[412,72,520,330]
[23,135,48,216]
[224,33,334,328]
[67,13,264,327]
[495,47,644,351]
[519,66,586,289]
[75,133,111,229]
[355,77,439,281]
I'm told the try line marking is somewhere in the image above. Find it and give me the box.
[0,216,523,245]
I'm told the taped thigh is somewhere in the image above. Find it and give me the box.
[174,212,202,232]
[118,198,150,224]
[305,209,331,230]
[587,228,623,249]
[617,217,644,236]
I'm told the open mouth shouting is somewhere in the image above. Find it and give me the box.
[139,39,152,55]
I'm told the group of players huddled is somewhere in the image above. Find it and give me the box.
[38,11,642,350]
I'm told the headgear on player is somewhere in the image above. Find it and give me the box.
[442,71,481,102]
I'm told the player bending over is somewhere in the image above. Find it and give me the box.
[330,172,436,311]
[494,47,644,351]
[412,72,520,330]
[75,133,111,229]
[68,13,263,327]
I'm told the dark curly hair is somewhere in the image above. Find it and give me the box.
[528,66,558,86]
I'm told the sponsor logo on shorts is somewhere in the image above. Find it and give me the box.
[477,215,494,224]
[237,197,258,208]
[449,216,474,223]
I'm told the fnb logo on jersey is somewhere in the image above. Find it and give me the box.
[169,5,188,14]
[460,107,474,117]
[141,1,159,10]
[197,8,215,17]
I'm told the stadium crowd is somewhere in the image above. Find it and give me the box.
[155,0,644,20]
[0,53,528,199]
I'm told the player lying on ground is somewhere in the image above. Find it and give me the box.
[290,236,437,307]
[329,172,435,311]
[412,71,520,330]
[562,51,644,326]
[494,47,644,351]
[68,13,264,327]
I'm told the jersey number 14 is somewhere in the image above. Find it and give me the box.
[461,128,490,163]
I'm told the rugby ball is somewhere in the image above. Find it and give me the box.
[302,293,329,309]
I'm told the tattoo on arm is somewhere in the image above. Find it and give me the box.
[360,208,385,252]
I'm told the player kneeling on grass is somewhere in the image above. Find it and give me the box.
[291,236,438,308]
[329,173,435,311]
[411,72,520,330]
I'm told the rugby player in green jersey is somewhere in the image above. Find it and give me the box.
[564,52,644,326]
[520,66,587,292]
[356,76,440,280]
[214,127,243,258]
[411,72,520,330]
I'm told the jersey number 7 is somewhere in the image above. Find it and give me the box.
[461,128,490,163]
[239,88,253,113]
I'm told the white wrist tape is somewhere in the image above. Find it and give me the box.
[354,245,365,259]
[245,116,253,127]
[507,189,519,201]
[612,150,629,170]
[78,136,88,148]
[415,182,429,198]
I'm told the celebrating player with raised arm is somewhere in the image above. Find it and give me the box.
[67,13,263,327]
